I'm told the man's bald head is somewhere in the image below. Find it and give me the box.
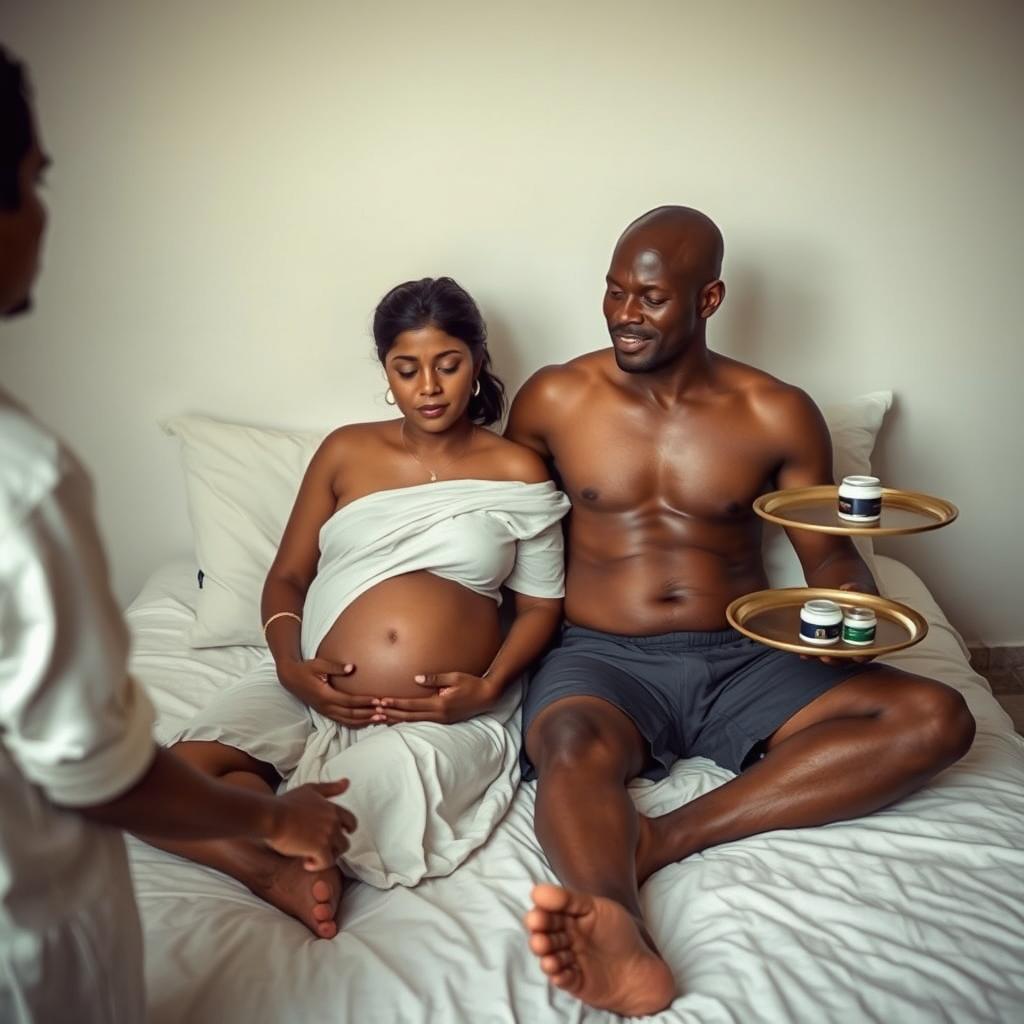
[617,206,724,284]
[603,206,725,374]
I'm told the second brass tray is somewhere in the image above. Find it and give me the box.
[726,587,928,659]
[753,485,958,537]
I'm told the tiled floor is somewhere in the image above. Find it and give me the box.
[971,654,1024,736]
[994,694,1024,735]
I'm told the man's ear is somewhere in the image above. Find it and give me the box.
[700,279,725,319]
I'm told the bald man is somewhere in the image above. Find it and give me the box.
[506,206,975,1016]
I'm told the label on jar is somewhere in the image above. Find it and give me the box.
[800,620,841,643]
[837,495,882,519]
[842,624,876,644]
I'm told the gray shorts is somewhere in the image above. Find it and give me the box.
[522,624,879,779]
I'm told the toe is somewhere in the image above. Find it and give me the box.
[529,930,570,956]
[316,920,338,939]
[530,884,571,913]
[532,883,590,918]
[550,966,580,991]
[312,902,334,922]
[541,950,575,974]
[542,930,571,952]
[311,879,334,904]
[525,908,563,933]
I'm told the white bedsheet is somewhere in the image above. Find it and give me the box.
[125,558,1024,1023]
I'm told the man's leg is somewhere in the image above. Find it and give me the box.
[524,697,677,1017]
[638,669,975,881]
[139,740,343,938]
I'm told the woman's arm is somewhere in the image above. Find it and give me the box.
[261,435,341,661]
[261,431,376,726]
[481,593,562,693]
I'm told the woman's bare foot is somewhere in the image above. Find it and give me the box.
[254,855,344,939]
[524,883,676,1017]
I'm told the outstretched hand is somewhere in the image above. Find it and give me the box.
[267,777,358,871]
[373,672,501,725]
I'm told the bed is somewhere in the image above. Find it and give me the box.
[124,553,1024,1023]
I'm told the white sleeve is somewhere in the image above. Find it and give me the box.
[0,468,155,807]
[503,520,566,599]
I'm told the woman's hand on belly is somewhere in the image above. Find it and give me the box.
[277,657,382,727]
[317,573,503,702]
[374,671,501,725]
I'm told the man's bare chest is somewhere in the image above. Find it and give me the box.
[551,407,777,522]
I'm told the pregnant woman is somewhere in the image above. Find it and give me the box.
[147,278,569,937]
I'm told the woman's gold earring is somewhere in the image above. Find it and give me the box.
[384,387,397,406]
[472,379,481,397]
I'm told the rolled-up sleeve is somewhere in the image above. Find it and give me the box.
[504,520,566,599]
[0,468,155,807]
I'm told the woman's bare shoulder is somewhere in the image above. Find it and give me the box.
[315,420,398,462]
[475,429,551,484]
[309,421,397,481]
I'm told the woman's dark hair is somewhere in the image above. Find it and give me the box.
[0,48,33,212]
[373,276,506,426]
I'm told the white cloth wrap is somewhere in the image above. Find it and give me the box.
[285,680,524,887]
[176,477,569,888]
[171,659,525,887]
[301,479,570,655]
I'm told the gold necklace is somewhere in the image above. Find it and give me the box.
[400,421,475,482]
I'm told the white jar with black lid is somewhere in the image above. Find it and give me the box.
[837,475,882,523]
[799,599,843,645]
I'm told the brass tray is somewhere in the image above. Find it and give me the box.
[726,587,928,659]
[753,485,958,537]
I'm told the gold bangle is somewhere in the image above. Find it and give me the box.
[262,611,302,637]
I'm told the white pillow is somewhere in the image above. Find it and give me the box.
[761,390,893,588]
[165,392,891,648]
[162,416,324,647]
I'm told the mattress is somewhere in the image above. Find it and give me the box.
[125,557,1024,1023]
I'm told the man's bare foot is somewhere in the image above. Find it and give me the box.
[254,855,344,939]
[524,884,676,1017]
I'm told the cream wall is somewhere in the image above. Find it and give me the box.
[3,0,1022,643]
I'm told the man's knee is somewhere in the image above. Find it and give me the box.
[889,678,976,770]
[919,682,975,765]
[526,700,641,778]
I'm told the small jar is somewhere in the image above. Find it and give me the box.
[800,599,843,645]
[842,607,877,646]
[837,475,882,523]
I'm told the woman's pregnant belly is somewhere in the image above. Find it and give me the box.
[315,571,503,699]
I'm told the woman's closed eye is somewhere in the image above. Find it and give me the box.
[395,361,460,380]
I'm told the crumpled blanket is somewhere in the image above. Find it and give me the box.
[285,682,523,888]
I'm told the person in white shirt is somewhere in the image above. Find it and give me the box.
[0,47,358,1024]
